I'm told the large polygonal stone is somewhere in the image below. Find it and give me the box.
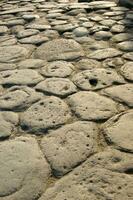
[68,91,119,121]
[34,39,84,61]
[0,136,50,200]
[20,96,71,133]
[102,110,133,153]
[41,121,98,177]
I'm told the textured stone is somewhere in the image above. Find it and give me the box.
[75,59,101,70]
[0,136,50,200]
[16,29,39,39]
[117,41,133,51]
[40,61,74,77]
[73,68,124,90]
[0,111,18,139]
[35,39,84,61]
[102,84,133,107]
[41,121,98,177]
[102,110,133,153]
[20,96,71,133]
[68,91,118,121]
[120,62,133,81]
[0,69,43,86]
[88,48,122,60]
[35,78,77,97]
[18,59,45,69]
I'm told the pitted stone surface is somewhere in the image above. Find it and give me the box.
[35,78,77,97]
[0,69,43,86]
[68,91,119,121]
[41,121,98,177]
[0,111,19,139]
[102,84,133,107]
[0,136,50,200]
[102,110,133,153]
[35,39,84,61]
[0,0,133,199]
[72,68,125,90]
[0,86,42,111]
[20,96,71,133]
[40,61,74,77]
[39,168,133,200]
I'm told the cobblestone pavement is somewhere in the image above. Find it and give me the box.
[0,0,133,199]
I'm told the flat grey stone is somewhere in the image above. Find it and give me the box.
[26,24,51,30]
[0,111,18,139]
[34,39,84,61]
[0,136,50,200]
[88,48,122,60]
[40,61,74,77]
[110,24,125,33]
[94,31,112,40]
[72,68,124,90]
[18,59,45,69]
[68,91,118,121]
[19,35,49,45]
[6,19,25,26]
[0,86,43,111]
[53,24,75,32]
[73,27,88,37]
[120,62,133,81]
[0,63,16,71]
[99,19,116,27]
[123,52,133,61]
[0,45,31,63]
[35,78,77,97]
[41,121,98,177]
[117,41,133,51]
[0,35,17,47]
[0,7,34,15]
[111,33,133,43]
[20,96,71,133]
[17,29,39,39]
[0,26,9,35]
[102,110,133,153]
[0,69,43,86]
[102,84,133,107]
[88,1,116,9]
[39,167,133,200]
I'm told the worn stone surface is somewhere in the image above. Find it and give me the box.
[0,0,133,199]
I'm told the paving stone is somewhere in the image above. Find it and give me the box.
[19,35,49,45]
[16,29,39,39]
[110,24,125,33]
[87,48,123,60]
[0,35,17,46]
[120,62,133,81]
[0,69,43,86]
[75,58,101,70]
[68,91,119,121]
[123,52,133,61]
[0,86,43,111]
[73,27,88,37]
[0,7,34,15]
[20,96,71,133]
[0,45,31,63]
[26,24,51,30]
[117,41,133,51]
[102,84,133,107]
[39,167,133,200]
[18,59,45,69]
[119,0,133,8]
[111,33,133,43]
[0,63,16,71]
[99,19,116,27]
[94,31,112,40]
[72,68,125,90]
[0,111,19,139]
[35,78,77,97]
[88,1,116,9]
[102,110,133,153]
[40,61,74,77]
[0,26,9,35]
[41,121,98,177]
[53,23,75,32]
[102,57,124,68]
[34,39,84,61]
[6,19,25,26]
[78,148,133,174]
[0,136,50,200]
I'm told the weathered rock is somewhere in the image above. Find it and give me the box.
[18,59,45,69]
[123,52,133,61]
[0,86,43,111]
[102,110,133,153]
[0,136,50,200]
[0,111,18,139]
[40,61,74,77]
[35,78,77,97]
[117,41,133,51]
[72,68,124,90]
[73,27,88,37]
[88,48,122,60]
[0,69,43,86]
[102,84,133,107]
[0,63,16,71]
[39,167,133,200]
[16,29,39,39]
[111,33,133,43]
[0,46,31,63]
[19,35,49,45]
[0,26,9,35]
[20,96,71,133]
[34,39,84,61]
[120,62,133,81]
[75,58,101,70]
[68,91,119,121]
[41,121,98,177]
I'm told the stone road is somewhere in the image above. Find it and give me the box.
[0,0,133,199]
